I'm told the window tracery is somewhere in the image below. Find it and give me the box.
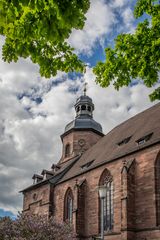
[99,169,114,231]
[64,188,73,223]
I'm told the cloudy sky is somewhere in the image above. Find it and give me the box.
[0,0,159,217]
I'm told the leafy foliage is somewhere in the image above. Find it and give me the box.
[0,0,90,77]
[93,0,160,101]
[0,214,74,240]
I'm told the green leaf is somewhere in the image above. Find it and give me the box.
[94,0,160,101]
[0,0,89,77]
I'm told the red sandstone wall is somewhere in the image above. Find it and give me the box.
[60,131,103,163]
[23,183,51,216]
[134,146,160,240]
[22,143,160,240]
[54,144,160,240]
[54,161,122,238]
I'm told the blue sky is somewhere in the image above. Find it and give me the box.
[0,0,159,218]
[0,208,16,219]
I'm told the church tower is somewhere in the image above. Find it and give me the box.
[59,87,104,164]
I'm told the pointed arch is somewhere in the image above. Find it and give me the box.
[65,143,71,158]
[99,168,113,186]
[64,187,73,223]
[155,152,160,226]
[99,168,114,232]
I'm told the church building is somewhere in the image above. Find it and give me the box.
[21,91,160,240]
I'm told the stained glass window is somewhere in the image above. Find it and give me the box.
[64,188,73,223]
[99,169,114,231]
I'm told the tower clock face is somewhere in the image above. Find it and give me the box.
[78,139,86,146]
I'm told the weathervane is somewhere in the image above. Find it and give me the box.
[83,82,88,96]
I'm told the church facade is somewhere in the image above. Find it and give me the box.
[21,93,160,240]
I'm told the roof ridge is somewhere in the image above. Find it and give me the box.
[56,102,160,183]
[106,102,160,135]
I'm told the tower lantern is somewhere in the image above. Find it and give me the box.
[60,87,104,163]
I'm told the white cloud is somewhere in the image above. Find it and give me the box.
[0,0,159,216]
[69,0,116,55]
[110,0,128,8]
[0,58,159,216]
[68,0,137,56]
[122,7,135,30]
[0,53,83,214]
[84,67,159,133]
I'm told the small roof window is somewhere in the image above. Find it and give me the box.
[117,136,132,146]
[81,160,94,170]
[136,133,153,145]
[32,174,43,184]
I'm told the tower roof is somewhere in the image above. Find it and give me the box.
[63,92,103,136]
[64,116,103,133]
[59,102,160,183]
[75,95,93,106]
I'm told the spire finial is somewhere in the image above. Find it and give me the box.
[83,82,88,96]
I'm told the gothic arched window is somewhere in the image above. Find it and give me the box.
[99,169,114,231]
[64,188,73,223]
[155,153,160,226]
[65,144,70,158]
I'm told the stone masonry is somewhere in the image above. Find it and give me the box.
[21,93,160,240]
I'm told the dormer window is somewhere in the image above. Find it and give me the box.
[32,174,43,184]
[51,164,61,173]
[136,133,153,145]
[65,144,71,158]
[117,136,132,146]
[43,173,47,180]
[81,160,94,170]
[41,170,54,180]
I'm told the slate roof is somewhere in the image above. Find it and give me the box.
[58,102,160,183]
[64,94,103,135]
[64,115,103,135]
[21,103,160,192]
[21,155,81,192]
[75,95,93,106]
